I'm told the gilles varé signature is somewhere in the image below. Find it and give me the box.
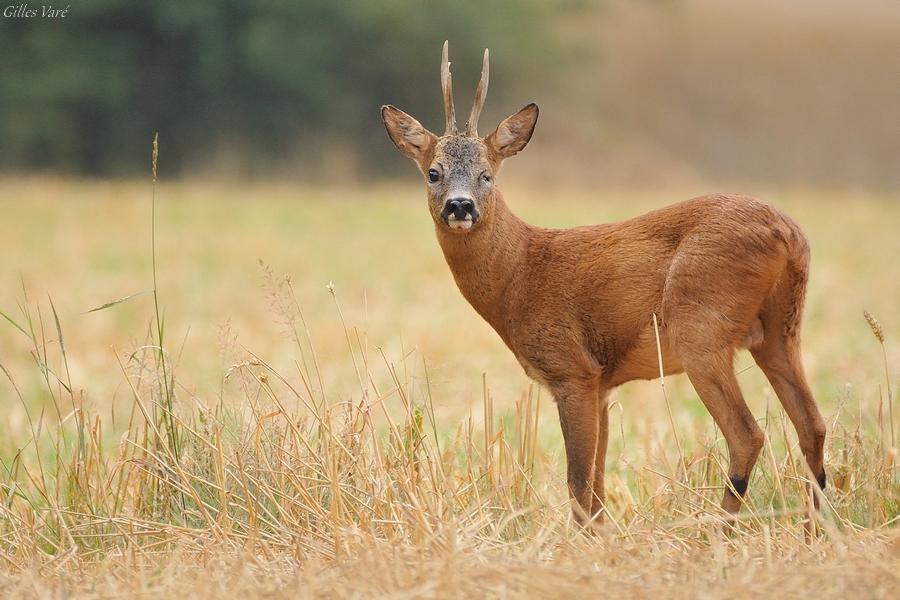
[3,3,69,18]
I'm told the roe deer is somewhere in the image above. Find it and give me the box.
[381,41,826,526]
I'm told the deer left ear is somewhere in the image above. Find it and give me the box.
[381,105,437,166]
[486,103,539,159]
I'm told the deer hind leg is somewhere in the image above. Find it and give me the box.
[554,378,603,528]
[751,315,826,505]
[680,348,765,513]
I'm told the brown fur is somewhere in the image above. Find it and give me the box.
[381,44,826,527]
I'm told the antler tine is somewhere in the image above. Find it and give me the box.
[441,40,457,135]
[466,48,490,137]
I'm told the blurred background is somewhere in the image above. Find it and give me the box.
[2,0,898,188]
[0,0,898,456]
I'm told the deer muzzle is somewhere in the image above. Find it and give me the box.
[442,197,478,230]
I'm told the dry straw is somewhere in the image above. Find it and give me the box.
[0,142,896,598]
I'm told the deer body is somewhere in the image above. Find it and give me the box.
[383,42,826,525]
[438,191,800,385]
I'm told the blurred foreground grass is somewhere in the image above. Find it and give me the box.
[0,178,897,597]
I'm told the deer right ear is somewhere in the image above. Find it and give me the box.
[381,105,437,166]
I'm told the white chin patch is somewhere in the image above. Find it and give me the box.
[448,218,473,230]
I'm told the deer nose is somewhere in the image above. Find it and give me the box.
[444,197,475,220]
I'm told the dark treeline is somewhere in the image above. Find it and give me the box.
[4,1,897,187]
[0,0,562,177]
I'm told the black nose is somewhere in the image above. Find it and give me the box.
[444,197,474,220]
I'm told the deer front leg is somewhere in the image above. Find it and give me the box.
[555,379,602,528]
[591,389,611,520]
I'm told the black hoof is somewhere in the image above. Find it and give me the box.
[729,475,748,496]
[817,471,826,490]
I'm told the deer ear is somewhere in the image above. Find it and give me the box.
[486,103,539,159]
[381,105,437,165]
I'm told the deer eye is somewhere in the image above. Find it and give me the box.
[428,168,440,183]
[481,173,492,184]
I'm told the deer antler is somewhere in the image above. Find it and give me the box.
[441,40,457,135]
[466,48,489,137]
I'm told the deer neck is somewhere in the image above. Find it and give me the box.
[434,190,530,342]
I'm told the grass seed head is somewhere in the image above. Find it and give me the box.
[864,310,885,343]
[152,132,159,182]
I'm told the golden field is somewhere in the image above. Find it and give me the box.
[0,177,897,598]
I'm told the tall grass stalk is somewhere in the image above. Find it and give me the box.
[150,133,179,465]
[864,311,894,449]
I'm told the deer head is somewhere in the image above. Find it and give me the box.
[382,41,538,233]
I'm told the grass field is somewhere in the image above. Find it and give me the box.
[0,177,897,597]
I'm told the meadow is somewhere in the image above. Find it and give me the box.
[0,177,897,597]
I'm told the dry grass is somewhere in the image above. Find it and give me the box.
[0,177,897,597]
